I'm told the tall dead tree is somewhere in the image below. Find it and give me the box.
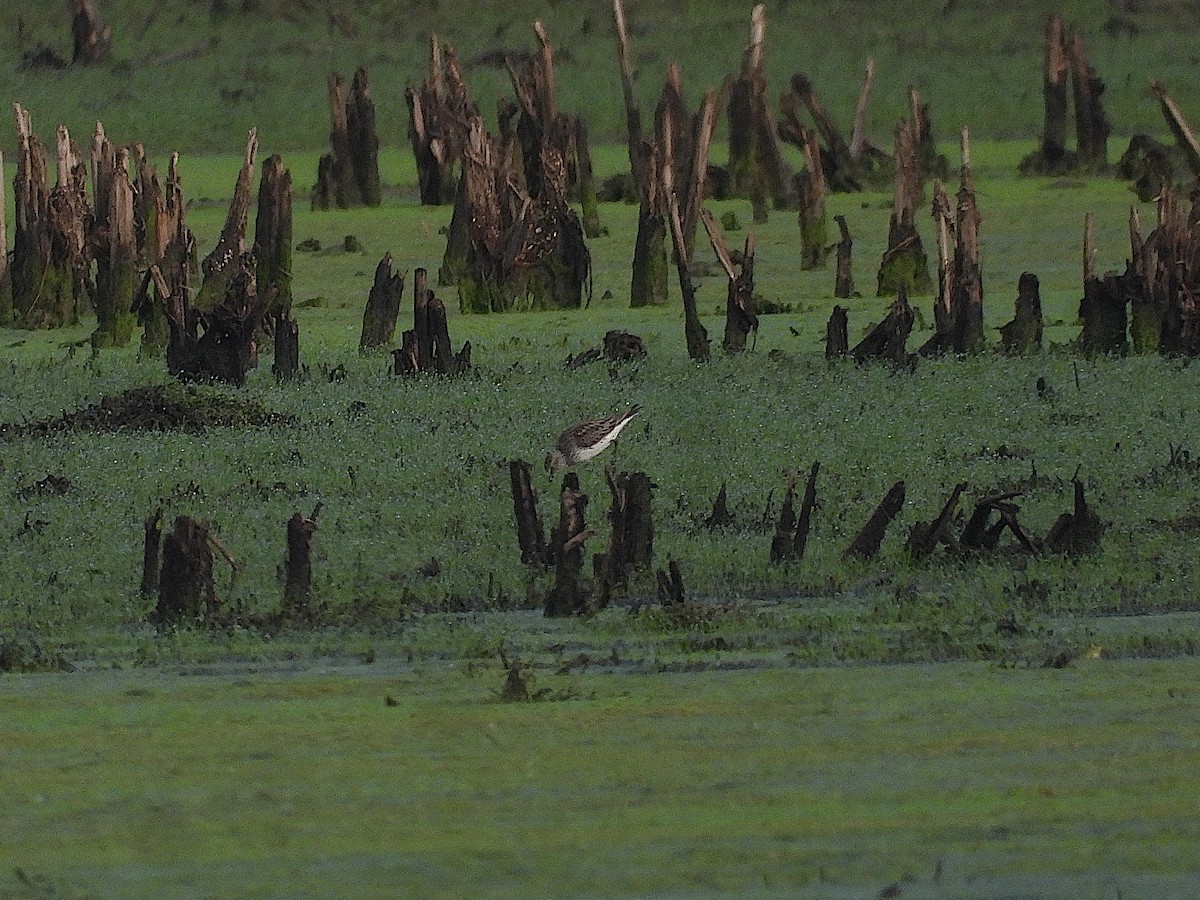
[701,208,757,354]
[71,0,112,65]
[406,36,476,205]
[89,124,138,348]
[921,129,984,355]
[10,107,90,330]
[313,68,381,209]
[253,154,293,316]
[877,117,932,298]
[196,128,257,312]
[360,253,405,351]
[727,5,792,208]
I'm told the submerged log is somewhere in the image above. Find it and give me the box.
[845,480,906,560]
[510,459,548,568]
[545,473,593,617]
[360,253,405,352]
[314,69,381,209]
[253,154,293,316]
[999,272,1044,353]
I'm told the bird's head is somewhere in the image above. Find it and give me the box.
[545,450,566,476]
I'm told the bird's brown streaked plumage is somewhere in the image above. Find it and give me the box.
[545,405,641,475]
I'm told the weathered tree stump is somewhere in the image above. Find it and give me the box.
[0,150,9,324]
[962,492,1039,554]
[999,272,1044,353]
[71,0,112,65]
[796,127,828,270]
[825,305,849,359]
[196,128,257,312]
[393,268,471,375]
[833,214,854,298]
[630,139,669,308]
[89,125,138,348]
[166,267,272,385]
[282,505,320,620]
[313,68,381,210]
[845,480,906,560]
[597,468,654,607]
[272,308,299,381]
[1045,477,1104,556]
[909,87,949,181]
[1069,31,1110,172]
[545,473,593,617]
[10,108,90,330]
[140,507,164,599]
[1019,14,1071,175]
[781,73,863,192]
[852,286,914,367]
[406,36,476,206]
[135,153,192,354]
[254,154,292,316]
[360,253,405,352]
[769,462,819,565]
[701,207,758,354]
[509,459,547,568]
[878,117,932,298]
[1077,212,1128,356]
[727,5,792,208]
[154,516,218,623]
[907,482,966,560]
[656,559,686,605]
[705,481,734,532]
[668,183,710,362]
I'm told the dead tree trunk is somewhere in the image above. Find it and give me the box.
[71,0,112,64]
[656,560,686,605]
[1045,476,1104,556]
[0,150,9,325]
[272,308,299,381]
[826,305,849,358]
[545,473,593,617]
[630,140,669,308]
[360,253,405,351]
[597,468,653,607]
[769,462,819,565]
[314,69,381,209]
[89,124,138,348]
[845,480,906,560]
[154,516,218,624]
[166,269,271,385]
[134,153,191,353]
[406,36,476,206]
[852,286,914,367]
[1068,31,1110,172]
[667,165,709,361]
[834,214,854,298]
[140,507,163,599]
[394,267,470,375]
[727,5,792,207]
[796,127,828,270]
[282,506,320,620]
[907,482,966,560]
[1077,212,1128,355]
[197,128,257,311]
[11,108,90,330]
[999,272,1044,353]
[877,118,932,298]
[612,0,644,193]
[1020,14,1071,175]
[701,207,758,354]
[510,459,547,568]
[254,154,293,316]
[783,73,862,192]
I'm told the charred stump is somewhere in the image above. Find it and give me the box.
[877,118,932,298]
[825,305,849,359]
[196,128,257,311]
[510,459,547,568]
[545,473,593,617]
[656,559,686,605]
[360,253,405,352]
[71,0,112,65]
[1077,212,1128,355]
[394,268,471,375]
[314,69,381,209]
[833,214,854,298]
[727,5,792,207]
[999,272,1044,353]
[845,480,906,560]
[11,108,90,330]
[1069,31,1110,172]
[852,286,914,367]
[272,307,299,381]
[705,481,734,532]
[166,268,271,385]
[154,516,218,624]
[701,207,758,354]
[253,154,293,316]
[135,154,192,354]
[89,124,138,348]
[597,468,654,607]
[140,507,164,599]
[406,36,476,206]
[282,505,320,620]
[962,492,1039,554]
[795,128,828,270]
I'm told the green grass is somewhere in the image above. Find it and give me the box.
[3,655,1199,897]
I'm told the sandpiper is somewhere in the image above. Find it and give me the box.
[545,405,641,475]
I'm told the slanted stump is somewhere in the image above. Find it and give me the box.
[877,117,932,298]
[196,128,257,312]
[852,287,914,367]
[845,481,906,560]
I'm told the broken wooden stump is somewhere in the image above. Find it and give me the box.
[1045,476,1104,556]
[705,481,734,532]
[510,459,548,568]
[770,462,819,565]
[833,215,854,298]
[132,152,192,353]
[1068,30,1110,172]
[666,162,710,361]
[0,150,9,325]
[852,286,914,367]
[1150,81,1200,179]
[154,516,224,624]
[282,505,320,620]
[877,117,932,298]
[596,468,654,607]
[566,330,648,370]
[1077,212,1128,356]
[999,272,1044,353]
[140,507,164,599]
[844,480,905,560]
[795,128,828,270]
[272,307,299,381]
[253,154,293,316]
[166,268,272,386]
[71,0,112,64]
[89,125,138,348]
[826,305,849,359]
[393,268,471,375]
[196,128,257,312]
[406,36,477,205]
[545,473,593,617]
[962,491,1039,554]
[313,68,381,210]
[360,253,405,352]
[907,482,966,560]
[10,108,90,330]
[630,139,669,308]
[701,207,758,354]
[656,559,686,605]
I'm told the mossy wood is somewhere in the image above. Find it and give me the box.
[196,128,257,312]
[877,117,932,298]
[254,154,293,316]
[727,5,792,208]
[133,153,191,353]
[795,127,828,270]
[89,125,138,348]
[629,139,668,308]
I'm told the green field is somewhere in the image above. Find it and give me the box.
[3,1,1200,896]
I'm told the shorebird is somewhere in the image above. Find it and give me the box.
[545,405,641,475]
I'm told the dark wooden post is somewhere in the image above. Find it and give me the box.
[0,149,9,325]
[283,506,320,619]
[154,516,217,623]
[668,189,709,361]
[612,0,644,193]
[1068,31,1110,171]
[1020,14,1071,174]
[314,69,382,209]
[140,507,164,599]
[135,152,190,353]
[1077,212,1128,355]
[349,67,382,207]
[852,286,914,367]
[826,306,849,359]
[834,214,854,298]
[845,481,906,560]
[545,473,593,617]
[999,272,1044,353]
[272,308,299,381]
[598,468,654,607]
[630,139,669,308]
[510,460,547,568]
[254,154,293,316]
[360,253,405,352]
[702,207,758,354]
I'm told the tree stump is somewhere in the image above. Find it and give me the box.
[545,473,593,617]
[705,482,734,532]
[360,253,405,352]
[1045,477,1104,556]
[89,126,138,348]
[140,507,164,599]
[154,516,218,623]
[999,272,1044,353]
[656,559,686,605]
[844,480,906,560]
[825,305,849,359]
[133,152,192,353]
[0,150,9,325]
[282,505,320,620]
[1068,31,1110,172]
[1151,81,1200,178]
[629,139,669,308]
[597,468,654,607]
[701,207,758,354]
[668,183,710,362]
[770,462,818,565]
[782,73,863,192]
[254,154,293,316]
[852,286,914,367]
[877,117,932,298]
[313,69,381,209]
[1019,14,1072,175]
[833,215,854,298]
[196,128,257,312]
[406,36,476,205]
[393,268,471,375]
[166,268,272,385]
[796,128,828,270]
[509,459,547,568]
[272,308,299,381]
[907,482,966,560]
[1077,212,1128,355]
[10,109,90,330]
[71,0,112,65]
